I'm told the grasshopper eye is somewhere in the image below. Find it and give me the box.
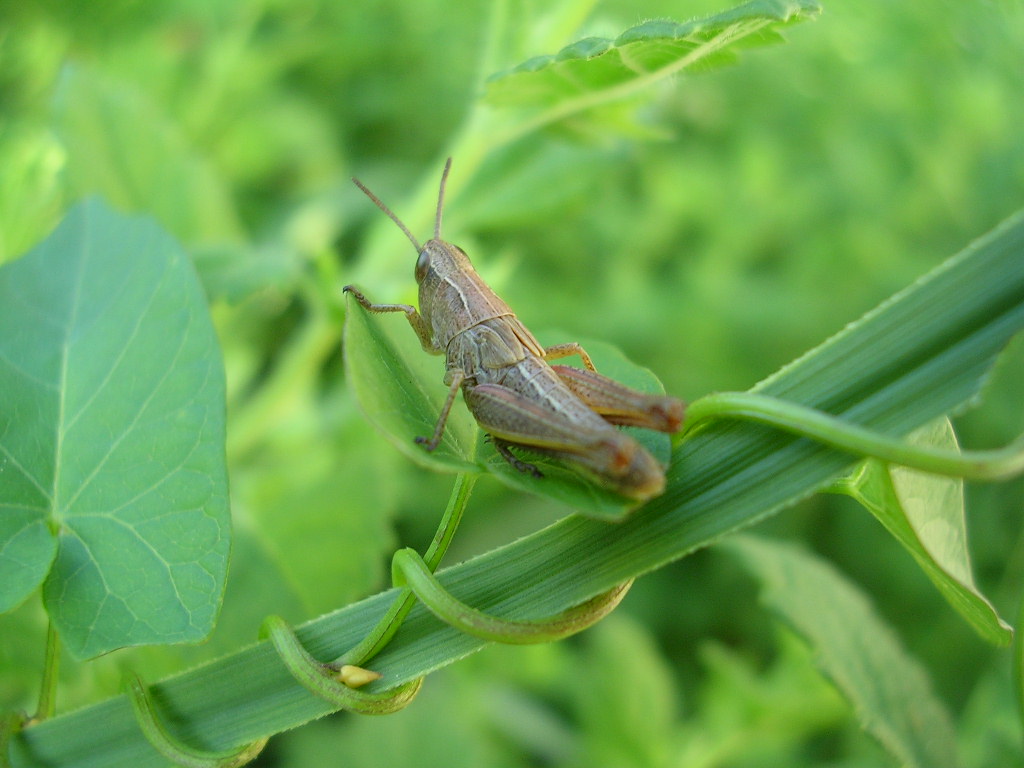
[415,250,430,282]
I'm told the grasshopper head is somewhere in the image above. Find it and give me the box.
[353,157,466,285]
[415,239,474,284]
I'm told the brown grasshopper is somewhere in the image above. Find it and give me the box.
[344,159,684,500]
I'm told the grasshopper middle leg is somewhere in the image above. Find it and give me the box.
[543,342,597,371]
[490,437,543,477]
[415,370,466,451]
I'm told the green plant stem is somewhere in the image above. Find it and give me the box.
[262,475,476,715]
[262,618,424,715]
[392,547,632,643]
[333,472,477,667]
[125,675,267,768]
[1,712,25,768]
[685,392,1024,480]
[32,624,60,723]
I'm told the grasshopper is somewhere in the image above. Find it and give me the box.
[344,159,684,500]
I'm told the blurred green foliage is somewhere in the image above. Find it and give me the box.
[1,0,1022,765]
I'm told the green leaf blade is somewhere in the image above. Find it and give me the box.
[343,292,480,473]
[0,199,230,658]
[837,419,1012,645]
[728,535,959,768]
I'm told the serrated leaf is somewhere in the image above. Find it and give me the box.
[343,297,673,519]
[0,198,229,658]
[833,419,1012,645]
[484,0,821,110]
[728,535,959,768]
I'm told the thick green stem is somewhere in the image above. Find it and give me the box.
[333,472,477,668]
[685,392,1024,480]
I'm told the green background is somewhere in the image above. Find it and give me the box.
[1,0,1022,765]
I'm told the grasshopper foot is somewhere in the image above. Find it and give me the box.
[414,435,440,452]
[491,437,543,478]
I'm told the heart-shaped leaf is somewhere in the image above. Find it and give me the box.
[0,198,229,658]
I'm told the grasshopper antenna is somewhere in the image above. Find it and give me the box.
[435,157,452,240]
[352,175,423,252]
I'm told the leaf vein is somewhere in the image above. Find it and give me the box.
[62,305,193,512]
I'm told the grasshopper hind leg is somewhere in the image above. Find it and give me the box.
[551,365,685,433]
[490,437,543,478]
[465,381,667,499]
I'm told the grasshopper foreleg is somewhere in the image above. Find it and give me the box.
[551,365,685,433]
[344,285,440,355]
[543,342,597,371]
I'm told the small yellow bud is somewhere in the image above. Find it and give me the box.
[338,664,383,688]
